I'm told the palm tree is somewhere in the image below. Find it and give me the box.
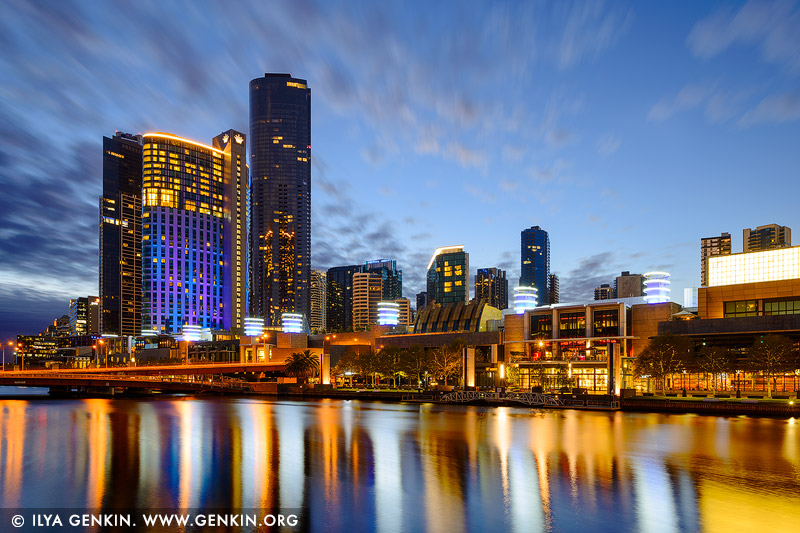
[284,349,320,380]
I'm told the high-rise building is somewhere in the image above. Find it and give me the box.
[68,296,100,336]
[364,259,403,300]
[520,226,550,300]
[352,272,383,330]
[310,269,327,332]
[100,132,143,336]
[426,246,469,305]
[249,73,311,327]
[743,224,791,253]
[594,284,615,300]
[615,271,644,298]
[475,268,508,309]
[141,131,248,334]
[416,291,428,312]
[326,265,363,331]
[700,232,732,286]
[394,298,412,326]
[548,273,559,304]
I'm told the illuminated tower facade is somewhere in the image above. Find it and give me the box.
[99,132,143,336]
[249,73,311,327]
[426,246,469,305]
[520,226,550,301]
[141,131,247,334]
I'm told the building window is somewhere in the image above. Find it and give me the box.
[763,298,800,316]
[593,309,619,337]
[723,300,758,317]
[531,315,552,338]
[559,312,585,338]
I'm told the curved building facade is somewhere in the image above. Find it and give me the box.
[249,73,311,327]
[141,131,247,334]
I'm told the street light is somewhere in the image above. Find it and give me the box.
[2,341,13,372]
[99,339,106,368]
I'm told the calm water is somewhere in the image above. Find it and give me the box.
[0,393,799,532]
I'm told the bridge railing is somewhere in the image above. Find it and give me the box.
[440,390,564,407]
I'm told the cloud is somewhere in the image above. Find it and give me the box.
[687,0,800,73]
[596,133,621,156]
[558,252,620,302]
[648,82,717,121]
[499,180,518,192]
[738,92,800,126]
[463,184,496,203]
[550,2,634,70]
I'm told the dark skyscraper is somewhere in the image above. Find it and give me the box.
[100,132,143,336]
[249,74,311,327]
[427,246,469,305]
[475,268,508,309]
[326,265,363,332]
[520,226,550,301]
[364,259,403,300]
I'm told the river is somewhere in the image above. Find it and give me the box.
[0,392,798,532]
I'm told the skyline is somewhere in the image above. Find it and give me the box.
[2,1,800,340]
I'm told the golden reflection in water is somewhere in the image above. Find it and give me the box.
[494,407,511,507]
[244,402,276,509]
[419,407,467,533]
[317,402,340,508]
[83,399,109,509]
[0,401,26,507]
[177,400,195,510]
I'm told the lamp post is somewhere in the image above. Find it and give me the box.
[99,339,106,368]
[2,341,13,372]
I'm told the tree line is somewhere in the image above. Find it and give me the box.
[634,333,799,397]
[283,339,470,390]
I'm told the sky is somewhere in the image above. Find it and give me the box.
[1,0,800,340]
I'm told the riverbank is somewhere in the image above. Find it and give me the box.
[622,395,800,416]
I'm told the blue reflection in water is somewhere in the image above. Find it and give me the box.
[0,398,799,532]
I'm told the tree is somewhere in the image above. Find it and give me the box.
[378,347,405,388]
[358,349,382,388]
[284,349,320,380]
[431,340,465,386]
[633,333,693,394]
[332,351,361,387]
[748,335,797,398]
[696,346,736,392]
[400,344,431,390]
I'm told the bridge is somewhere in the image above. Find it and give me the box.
[0,362,290,396]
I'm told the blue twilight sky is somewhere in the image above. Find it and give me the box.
[1,0,800,340]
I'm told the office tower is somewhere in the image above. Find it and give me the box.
[310,269,327,331]
[416,291,428,312]
[594,284,615,300]
[326,265,363,331]
[68,296,100,336]
[249,73,311,327]
[364,259,403,300]
[394,297,412,326]
[743,224,791,252]
[615,271,644,298]
[426,246,469,305]
[352,272,383,329]
[700,232,731,286]
[475,268,508,309]
[141,131,247,334]
[520,226,550,300]
[548,273,559,304]
[100,131,143,336]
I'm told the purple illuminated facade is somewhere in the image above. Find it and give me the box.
[141,132,247,335]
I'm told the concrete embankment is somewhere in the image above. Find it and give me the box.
[622,397,800,416]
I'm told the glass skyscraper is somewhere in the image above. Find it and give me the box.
[427,246,469,305]
[249,73,311,327]
[141,131,247,334]
[520,226,550,303]
[100,132,143,337]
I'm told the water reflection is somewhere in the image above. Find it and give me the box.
[0,397,798,532]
